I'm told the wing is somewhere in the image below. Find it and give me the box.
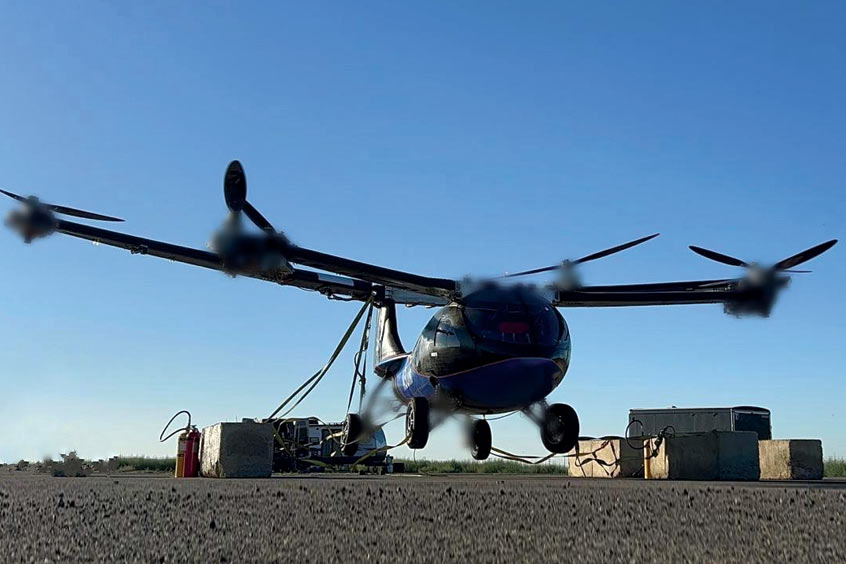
[282,245,457,298]
[54,219,370,298]
[52,219,449,305]
[552,279,779,316]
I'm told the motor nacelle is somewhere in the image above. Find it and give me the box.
[4,203,56,243]
[723,274,789,318]
[210,222,292,278]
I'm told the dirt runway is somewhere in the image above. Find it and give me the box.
[1,473,844,563]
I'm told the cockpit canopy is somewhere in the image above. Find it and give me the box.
[413,285,570,377]
[462,286,563,347]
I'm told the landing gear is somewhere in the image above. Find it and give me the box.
[406,397,430,449]
[539,403,579,454]
[341,413,363,457]
[469,419,492,461]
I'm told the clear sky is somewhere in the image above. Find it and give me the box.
[0,2,843,463]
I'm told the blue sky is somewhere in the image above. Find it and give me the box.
[0,2,843,462]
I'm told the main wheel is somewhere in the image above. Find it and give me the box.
[341,413,363,457]
[540,403,579,454]
[469,419,492,461]
[406,397,430,449]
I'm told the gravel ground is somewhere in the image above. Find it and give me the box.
[1,473,845,563]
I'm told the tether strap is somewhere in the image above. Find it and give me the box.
[267,292,375,420]
[346,302,374,413]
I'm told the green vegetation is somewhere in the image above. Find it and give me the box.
[824,458,846,478]
[114,456,175,473]
[395,459,568,474]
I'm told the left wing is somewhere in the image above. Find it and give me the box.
[552,278,775,315]
[504,235,836,316]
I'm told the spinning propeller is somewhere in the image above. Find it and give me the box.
[687,239,837,316]
[1,188,123,243]
[502,233,660,288]
[690,240,838,280]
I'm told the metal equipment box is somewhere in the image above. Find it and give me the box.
[629,406,771,440]
[259,417,389,472]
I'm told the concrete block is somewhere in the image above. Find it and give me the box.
[569,439,644,478]
[759,440,823,480]
[645,431,760,481]
[200,422,273,478]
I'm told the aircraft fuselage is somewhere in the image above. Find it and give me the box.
[393,285,572,414]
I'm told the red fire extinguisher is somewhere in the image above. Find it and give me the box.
[175,426,201,478]
[160,410,201,478]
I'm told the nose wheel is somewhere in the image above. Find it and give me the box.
[468,418,492,461]
[406,397,430,449]
[539,403,579,454]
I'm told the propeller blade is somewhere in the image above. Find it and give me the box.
[243,201,275,234]
[500,233,660,278]
[502,233,660,278]
[689,246,750,268]
[574,233,660,264]
[224,160,247,213]
[502,264,558,278]
[221,160,276,233]
[0,188,25,202]
[2,188,123,221]
[47,204,123,222]
[774,240,838,270]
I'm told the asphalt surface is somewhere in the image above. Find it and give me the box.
[1,473,845,563]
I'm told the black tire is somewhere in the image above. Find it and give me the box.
[341,413,363,457]
[540,403,579,454]
[470,419,492,461]
[406,397,430,449]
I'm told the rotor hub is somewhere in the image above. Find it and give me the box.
[5,205,55,243]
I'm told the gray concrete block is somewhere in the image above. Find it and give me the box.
[645,431,760,481]
[716,431,760,480]
[200,422,273,478]
[759,440,823,480]
[569,439,644,478]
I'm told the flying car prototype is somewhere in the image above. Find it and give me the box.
[2,162,837,459]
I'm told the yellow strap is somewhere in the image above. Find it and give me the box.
[351,434,410,466]
[267,293,375,421]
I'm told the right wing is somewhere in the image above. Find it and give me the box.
[54,218,380,302]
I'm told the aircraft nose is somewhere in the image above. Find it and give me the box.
[436,358,563,412]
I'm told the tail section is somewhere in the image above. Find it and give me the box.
[373,300,408,377]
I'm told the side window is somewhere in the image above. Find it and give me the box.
[413,316,440,368]
[434,320,460,348]
[421,316,439,340]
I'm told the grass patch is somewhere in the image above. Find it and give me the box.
[114,456,175,473]
[824,458,846,478]
[395,459,567,474]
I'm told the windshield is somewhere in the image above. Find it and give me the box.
[463,300,561,346]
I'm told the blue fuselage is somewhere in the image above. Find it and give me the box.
[392,286,571,414]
